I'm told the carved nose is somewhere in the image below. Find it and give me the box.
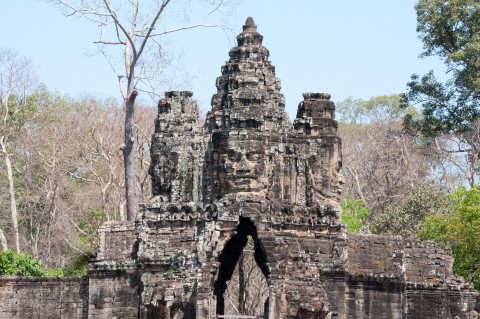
[237,156,250,172]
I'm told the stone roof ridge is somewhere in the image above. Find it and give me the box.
[303,92,332,100]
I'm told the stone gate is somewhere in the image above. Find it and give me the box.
[1,17,479,319]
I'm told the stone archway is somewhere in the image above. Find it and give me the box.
[214,217,270,317]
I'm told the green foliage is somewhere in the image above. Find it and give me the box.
[402,72,479,135]
[416,0,480,93]
[402,0,480,136]
[76,210,106,254]
[1,94,37,135]
[370,184,452,238]
[419,185,480,290]
[163,268,176,279]
[341,197,371,234]
[43,268,65,277]
[62,255,88,276]
[0,250,87,277]
[336,94,417,125]
[0,250,48,276]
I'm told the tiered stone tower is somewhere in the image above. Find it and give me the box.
[1,17,478,319]
[135,17,347,318]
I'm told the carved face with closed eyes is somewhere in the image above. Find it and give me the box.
[212,134,265,196]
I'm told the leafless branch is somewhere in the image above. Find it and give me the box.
[94,40,125,45]
[141,23,228,37]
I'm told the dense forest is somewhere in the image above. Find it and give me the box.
[1,0,479,289]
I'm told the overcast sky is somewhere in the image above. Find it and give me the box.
[2,0,446,119]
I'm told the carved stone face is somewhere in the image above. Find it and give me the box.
[212,136,265,196]
[150,152,178,196]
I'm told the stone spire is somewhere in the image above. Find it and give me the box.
[206,17,290,132]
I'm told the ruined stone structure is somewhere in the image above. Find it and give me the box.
[1,17,479,319]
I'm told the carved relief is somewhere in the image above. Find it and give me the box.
[212,132,267,198]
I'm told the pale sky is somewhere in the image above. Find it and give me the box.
[2,0,446,119]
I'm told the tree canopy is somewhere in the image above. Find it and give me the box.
[402,0,480,136]
[416,0,480,93]
[370,184,452,238]
[336,94,417,125]
[419,185,480,290]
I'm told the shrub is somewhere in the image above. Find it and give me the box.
[341,197,371,234]
[0,250,47,276]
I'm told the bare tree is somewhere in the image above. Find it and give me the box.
[0,228,7,252]
[0,49,38,253]
[69,97,154,221]
[10,89,78,263]
[5,89,155,266]
[335,94,456,222]
[423,121,480,188]
[223,238,269,316]
[340,120,433,216]
[16,92,155,266]
[47,0,238,220]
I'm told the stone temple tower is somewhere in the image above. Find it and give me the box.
[82,17,480,319]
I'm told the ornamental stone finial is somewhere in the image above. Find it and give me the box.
[243,17,256,31]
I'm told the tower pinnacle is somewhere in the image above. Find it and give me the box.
[207,17,287,132]
[236,16,263,46]
[243,17,257,31]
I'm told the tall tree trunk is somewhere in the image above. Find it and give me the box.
[0,227,7,252]
[0,137,20,253]
[119,201,126,221]
[124,90,138,221]
[238,251,246,315]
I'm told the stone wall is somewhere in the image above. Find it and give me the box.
[345,234,479,319]
[90,221,137,269]
[0,222,142,319]
[87,271,140,319]
[1,227,478,319]
[348,234,406,284]
[87,221,140,319]
[405,287,480,319]
[0,277,88,319]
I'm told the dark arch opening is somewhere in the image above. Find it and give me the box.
[214,217,270,316]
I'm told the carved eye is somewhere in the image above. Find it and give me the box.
[247,153,260,161]
[227,150,237,161]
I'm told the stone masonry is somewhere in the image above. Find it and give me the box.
[0,17,479,319]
